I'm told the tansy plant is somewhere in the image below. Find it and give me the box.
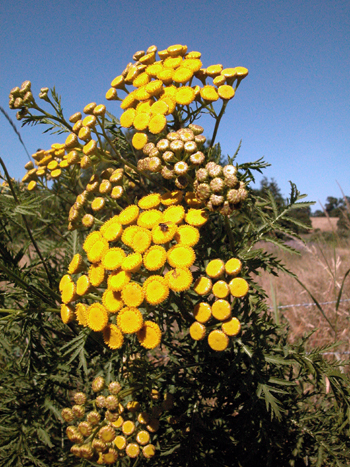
[2,43,350,467]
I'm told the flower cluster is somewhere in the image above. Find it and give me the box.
[60,192,209,350]
[61,376,172,463]
[190,257,248,351]
[8,80,33,120]
[194,161,248,215]
[109,44,248,152]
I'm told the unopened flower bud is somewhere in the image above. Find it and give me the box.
[22,92,33,104]
[92,438,107,452]
[72,404,85,418]
[161,166,175,179]
[66,426,84,443]
[79,444,94,459]
[225,174,239,188]
[223,164,237,178]
[83,102,96,115]
[86,411,101,425]
[227,189,240,204]
[196,168,208,181]
[65,133,79,149]
[80,156,92,169]
[174,161,188,175]
[93,104,106,117]
[184,141,197,154]
[61,408,75,422]
[92,376,105,392]
[105,395,119,411]
[10,86,21,97]
[74,392,87,405]
[169,140,184,155]
[210,194,224,206]
[108,381,122,394]
[21,80,31,93]
[219,201,234,216]
[95,395,106,408]
[82,214,94,228]
[13,97,23,109]
[194,134,206,148]
[189,123,204,135]
[24,161,34,170]
[167,132,180,142]
[210,177,225,193]
[105,410,120,422]
[148,157,162,173]
[69,112,82,123]
[78,421,92,437]
[196,183,211,200]
[238,188,248,201]
[142,142,155,156]
[207,163,222,178]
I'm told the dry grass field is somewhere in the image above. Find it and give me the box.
[253,236,350,355]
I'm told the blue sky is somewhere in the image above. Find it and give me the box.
[1,0,349,211]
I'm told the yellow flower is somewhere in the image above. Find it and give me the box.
[108,270,132,291]
[172,67,193,84]
[185,51,201,59]
[218,84,235,100]
[59,274,72,293]
[126,443,140,458]
[167,44,185,56]
[61,281,76,304]
[82,214,94,228]
[117,307,143,334]
[75,303,88,326]
[152,222,177,244]
[150,100,169,116]
[68,254,84,275]
[102,448,118,463]
[167,245,195,269]
[211,299,231,321]
[136,430,150,445]
[103,324,124,349]
[143,245,167,271]
[114,435,126,450]
[136,100,153,114]
[135,86,151,101]
[157,68,174,84]
[106,88,119,100]
[121,225,141,246]
[119,205,140,226]
[193,276,212,295]
[87,303,109,331]
[138,412,150,424]
[83,231,102,253]
[235,66,249,78]
[221,68,237,79]
[132,132,148,150]
[137,321,162,349]
[225,258,242,276]
[111,186,124,199]
[200,85,219,102]
[206,64,223,77]
[88,264,106,287]
[122,252,142,273]
[102,289,123,313]
[193,302,211,323]
[138,193,161,210]
[222,317,241,336]
[137,210,163,229]
[160,190,183,206]
[112,416,124,429]
[102,248,126,271]
[145,80,163,96]
[126,401,140,412]
[182,58,202,72]
[87,238,109,263]
[133,112,151,131]
[61,304,75,324]
[143,445,156,459]
[143,276,169,305]
[212,280,230,299]
[164,56,183,69]
[76,275,91,296]
[101,221,123,243]
[133,72,151,87]
[120,108,136,128]
[185,208,209,227]
[162,205,185,225]
[189,321,206,341]
[165,268,193,292]
[146,63,163,77]
[206,259,225,279]
[148,114,167,134]
[174,225,200,246]
[228,277,249,298]
[175,86,195,105]
[208,329,229,351]
[91,197,105,212]
[120,93,136,110]
[122,420,135,436]
[131,228,152,253]
[50,168,62,179]
[121,282,144,307]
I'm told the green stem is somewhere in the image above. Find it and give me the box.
[210,101,228,148]
[0,157,54,289]
[224,216,235,253]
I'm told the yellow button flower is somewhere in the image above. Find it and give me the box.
[122,225,141,246]
[122,253,142,273]
[61,281,76,304]
[119,205,140,225]
[148,114,167,134]
[101,221,123,242]
[211,299,231,321]
[206,259,225,279]
[200,85,219,102]
[172,67,193,84]
[174,225,200,246]
[167,245,195,269]
[185,209,209,227]
[193,276,212,295]
[83,231,102,253]
[222,317,241,336]
[193,302,211,323]
[136,430,150,445]
[133,112,151,131]
[162,205,185,225]
[152,222,177,244]
[88,264,106,287]
[175,86,195,106]
[61,304,75,324]
[120,108,136,128]
[103,324,124,349]
[75,303,88,326]
[131,228,152,253]
[189,322,206,341]
[68,253,84,275]
[121,282,144,307]
[102,289,123,313]
[126,443,140,458]
[117,307,143,334]
[138,193,161,210]
[212,280,230,299]
[229,277,249,298]
[208,330,229,351]
[143,245,167,271]
[102,248,126,271]
[137,321,162,349]
[86,238,109,263]
[143,276,169,305]
[76,275,91,296]
[114,435,126,450]
[132,132,148,150]
[165,268,193,292]
[160,190,183,206]
[225,258,242,276]
[218,85,235,100]
[108,270,132,291]
[122,420,136,436]
[143,444,156,458]
[87,303,109,332]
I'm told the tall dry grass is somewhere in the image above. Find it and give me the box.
[253,236,350,353]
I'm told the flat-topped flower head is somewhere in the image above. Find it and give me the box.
[190,322,206,341]
[76,275,91,296]
[193,276,212,295]
[117,307,143,334]
[102,248,126,270]
[160,190,183,206]
[222,317,241,336]
[174,225,200,246]
[68,254,84,274]
[102,290,123,313]
[75,303,88,326]
[211,299,231,321]
[88,264,106,287]
[193,302,212,323]
[143,275,169,305]
[163,205,185,225]
[167,245,195,269]
[103,324,124,349]
[61,304,75,324]
[165,267,193,292]
[225,258,242,276]
[121,282,144,307]
[126,443,140,458]
[83,231,102,253]
[138,193,161,210]
[108,270,132,291]
[119,205,140,225]
[152,222,177,244]
[137,321,162,349]
[143,444,156,459]
[136,430,150,445]
[122,252,142,273]
[137,210,163,229]
[61,281,76,304]
[87,303,109,332]
[208,330,229,351]
[86,237,109,264]
[206,259,225,279]
[131,228,152,253]
[212,280,230,299]
[185,209,209,227]
[228,277,249,298]
[143,245,167,271]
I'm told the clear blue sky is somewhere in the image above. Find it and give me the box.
[1,0,349,211]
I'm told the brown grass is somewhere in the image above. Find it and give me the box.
[253,237,350,353]
[311,217,339,232]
